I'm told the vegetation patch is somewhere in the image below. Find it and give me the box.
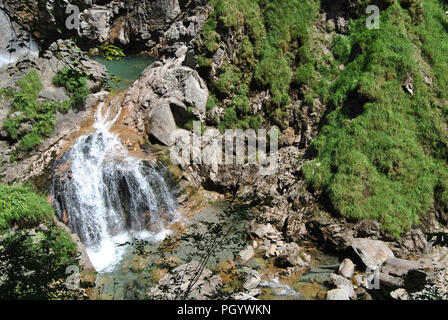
[303,1,448,236]
[0,184,54,231]
[198,0,320,131]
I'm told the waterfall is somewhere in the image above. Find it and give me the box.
[52,101,179,272]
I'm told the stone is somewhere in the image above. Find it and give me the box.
[238,245,255,264]
[275,243,311,270]
[390,288,409,300]
[351,238,394,270]
[122,55,208,139]
[147,104,178,146]
[148,261,222,300]
[338,258,355,279]
[330,273,356,299]
[326,288,350,300]
[249,222,281,240]
[241,268,261,291]
[265,245,277,258]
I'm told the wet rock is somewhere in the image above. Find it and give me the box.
[352,238,394,270]
[148,261,222,300]
[338,258,355,279]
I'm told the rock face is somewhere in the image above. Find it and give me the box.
[120,54,208,146]
[148,261,222,300]
[0,38,109,184]
[0,8,39,69]
[351,238,395,270]
[78,0,210,57]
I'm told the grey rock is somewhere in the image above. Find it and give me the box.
[339,258,355,279]
[352,238,394,270]
[275,242,311,270]
[147,104,178,146]
[238,245,255,264]
[330,273,356,299]
[390,288,409,300]
[241,268,261,290]
[326,288,350,300]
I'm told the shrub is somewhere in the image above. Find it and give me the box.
[53,67,90,107]
[2,71,59,153]
[0,184,54,231]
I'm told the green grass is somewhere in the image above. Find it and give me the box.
[303,1,448,236]
[52,67,90,108]
[2,68,90,155]
[0,184,54,231]
[2,71,57,153]
[199,0,320,130]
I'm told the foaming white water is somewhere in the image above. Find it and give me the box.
[55,102,178,272]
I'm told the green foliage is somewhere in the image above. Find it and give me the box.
[332,35,352,64]
[0,226,80,299]
[200,0,320,131]
[53,67,90,107]
[2,71,58,153]
[0,184,54,231]
[303,1,448,236]
[97,43,126,61]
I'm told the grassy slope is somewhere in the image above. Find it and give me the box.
[304,0,448,236]
[202,0,448,236]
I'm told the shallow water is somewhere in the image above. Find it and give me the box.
[93,55,155,90]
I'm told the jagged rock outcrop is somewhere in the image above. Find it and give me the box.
[119,54,208,146]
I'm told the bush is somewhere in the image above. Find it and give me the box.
[97,43,125,61]
[53,67,90,107]
[0,184,54,231]
[2,71,58,153]
[0,226,80,299]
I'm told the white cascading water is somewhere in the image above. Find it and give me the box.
[54,102,178,272]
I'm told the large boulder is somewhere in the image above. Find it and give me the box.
[330,273,356,299]
[122,55,208,146]
[351,238,394,270]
